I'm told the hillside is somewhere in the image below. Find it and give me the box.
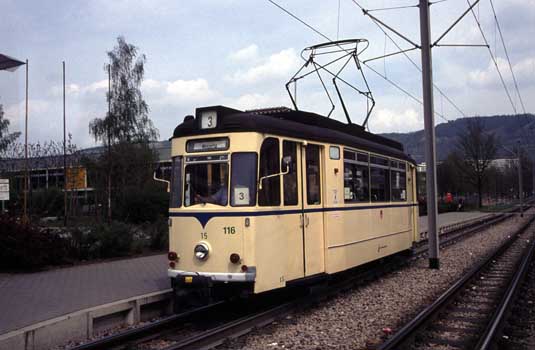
[381,114,535,163]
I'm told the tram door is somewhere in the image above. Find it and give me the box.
[301,144,325,276]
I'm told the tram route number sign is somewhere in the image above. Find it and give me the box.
[0,179,9,201]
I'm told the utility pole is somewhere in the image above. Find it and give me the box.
[419,0,440,269]
[532,159,534,201]
[107,64,112,223]
[63,61,68,226]
[23,59,29,225]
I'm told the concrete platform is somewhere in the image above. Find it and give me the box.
[0,254,168,336]
[419,211,488,234]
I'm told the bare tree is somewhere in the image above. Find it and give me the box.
[455,118,499,208]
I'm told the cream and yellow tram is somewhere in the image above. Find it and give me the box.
[166,105,418,305]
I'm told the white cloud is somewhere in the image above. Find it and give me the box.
[468,56,535,89]
[231,93,291,111]
[165,79,216,101]
[228,44,259,62]
[368,108,422,133]
[227,48,301,84]
[84,80,108,93]
[142,78,163,90]
[468,58,510,88]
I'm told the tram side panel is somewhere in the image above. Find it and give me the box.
[251,212,306,294]
[323,154,416,275]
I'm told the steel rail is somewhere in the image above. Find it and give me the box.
[378,214,535,350]
[162,301,300,350]
[476,229,535,349]
[70,301,225,350]
[414,212,512,255]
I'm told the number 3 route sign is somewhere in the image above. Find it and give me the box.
[0,179,9,201]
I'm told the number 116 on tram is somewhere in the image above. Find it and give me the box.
[164,105,419,307]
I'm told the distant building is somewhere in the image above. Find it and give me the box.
[0,141,171,196]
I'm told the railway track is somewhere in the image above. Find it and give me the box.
[479,225,535,349]
[70,210,525,350]
[378,214,535,350]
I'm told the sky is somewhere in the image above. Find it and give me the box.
[1,0,534,149]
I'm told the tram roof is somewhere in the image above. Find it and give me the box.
[172,106,415,163]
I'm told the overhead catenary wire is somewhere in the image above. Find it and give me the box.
[266,0,449,121]
[466,0,517,114]
[266,0,331,42]
[489,0,526,113]
[366,3,419,12]
[351,0,468,120]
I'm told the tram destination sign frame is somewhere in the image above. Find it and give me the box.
[0,179,9,201]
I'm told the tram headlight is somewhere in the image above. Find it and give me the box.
[194,243,209,260]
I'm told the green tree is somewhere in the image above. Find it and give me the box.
[455,118,499,208]
[0,103,21,157]
[88,37,160,222]
[89,36,158,143]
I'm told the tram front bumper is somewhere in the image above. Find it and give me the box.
[168,268,256,286]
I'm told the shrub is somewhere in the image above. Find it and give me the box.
[85,221,134,259]
[30,188,64,217]
[144,217,169,251]
[114,185,169,224]
[0,216,71,270]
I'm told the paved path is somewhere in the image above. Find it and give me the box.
[0,211,489,335]
[0,254,167,335]
[419,211,488,233]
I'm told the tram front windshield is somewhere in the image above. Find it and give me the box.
[184,162,229,206]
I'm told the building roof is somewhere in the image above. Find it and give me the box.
[0,141,171,173]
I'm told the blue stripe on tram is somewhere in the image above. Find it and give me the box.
[168,203,418,227]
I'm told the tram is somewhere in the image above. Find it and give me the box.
[164,105,419,305]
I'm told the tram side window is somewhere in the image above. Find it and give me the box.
[170,156,182,208]
[231,153,257,206]
[306,145,321,205]
[283,141,298,206]
[259,138,281,206]
[370,156,390,202]
[391,164,407,201]
[344,163,369,203]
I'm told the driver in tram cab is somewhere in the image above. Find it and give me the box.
[195,176,228,206]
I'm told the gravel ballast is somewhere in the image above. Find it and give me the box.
[222,213,531,350]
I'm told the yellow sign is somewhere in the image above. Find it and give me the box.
[185,276,193,284]
[65,167,87,190]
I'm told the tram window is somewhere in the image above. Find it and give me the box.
[357,153,369,163]
[344,163,369,203]
[170,156,182,208]
[283,141,298,206]
[259,137,281,206]
[184,162,229,206]
[329,146,340,160]
[391,169,407,201]
[370,166,390,202]
[231,153,257,206]
[343,150,355,160]
[306,145,321,205]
